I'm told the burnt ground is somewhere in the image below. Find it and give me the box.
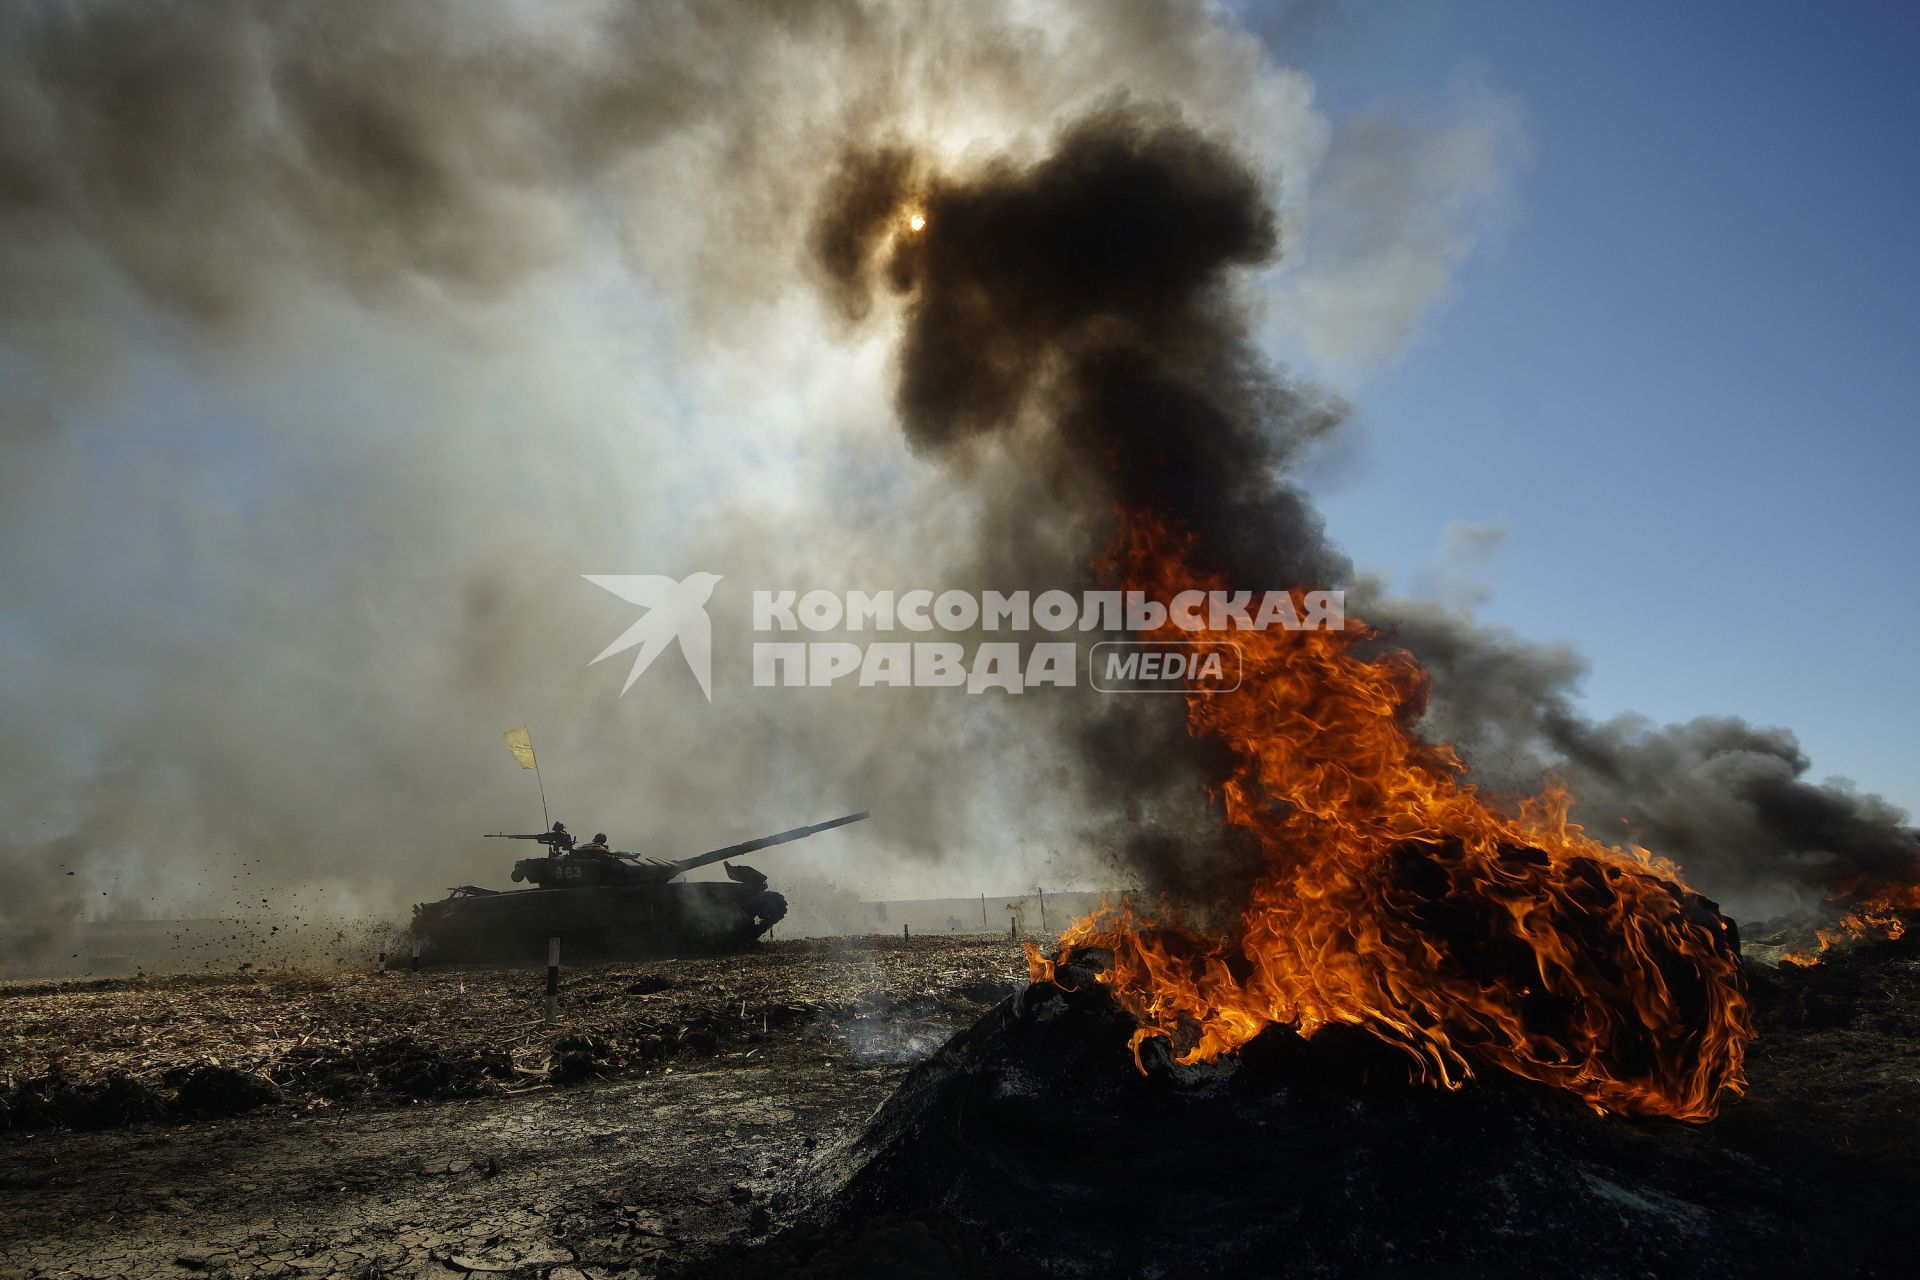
[0,937,1028,1280]
[2,933,1916,1279]
[701,930,1920,1280]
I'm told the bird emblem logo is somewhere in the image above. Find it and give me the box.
[583,572,723,700]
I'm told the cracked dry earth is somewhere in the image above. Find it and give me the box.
[0,937,1030,1280]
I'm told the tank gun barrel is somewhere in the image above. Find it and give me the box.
[670,811,869,874]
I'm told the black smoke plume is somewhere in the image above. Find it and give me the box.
[810,105,1919,922]
[1381,599,1920,918]
[814,108,1353,912]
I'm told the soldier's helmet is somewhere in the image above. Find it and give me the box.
[553,822,568,833]
[593,833,608,844]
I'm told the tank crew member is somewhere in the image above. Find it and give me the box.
[577,832,611,854]
[546,821,574,855]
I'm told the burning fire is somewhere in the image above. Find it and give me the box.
[1780,881,1918,966]
[1033,514,1754,1121]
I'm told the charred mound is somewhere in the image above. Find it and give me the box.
[697,943,1917,1279]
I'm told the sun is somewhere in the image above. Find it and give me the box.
[906,211,926,232]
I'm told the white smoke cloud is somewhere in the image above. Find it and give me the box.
[1264,67,1529,378]
[0,0,1533,962]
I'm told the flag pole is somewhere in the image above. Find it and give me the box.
[534,755,551,832]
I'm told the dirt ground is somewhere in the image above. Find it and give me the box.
[5,932,1917,1279]
[0,937,1030,1280]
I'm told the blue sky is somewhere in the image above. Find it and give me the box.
[1289,1,1919,816]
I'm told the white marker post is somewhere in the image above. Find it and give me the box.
[410,939,421,979]
[544,934,560,1024]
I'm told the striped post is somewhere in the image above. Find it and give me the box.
[377,947,386,975]
[409,939,420,979]
[544,935,560,1024]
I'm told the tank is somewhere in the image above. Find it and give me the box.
[411,811,869,963]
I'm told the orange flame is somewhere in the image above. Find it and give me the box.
[1779,881,1917,965]
[1036,515,1753,1121]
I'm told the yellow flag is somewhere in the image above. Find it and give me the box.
[502,726,538,770]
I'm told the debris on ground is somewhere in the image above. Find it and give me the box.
[0,937,1024,1132]
[6,934,1913,1279]
[0,937,1028,1279]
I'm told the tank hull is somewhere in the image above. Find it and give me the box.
[411,881,788,965]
